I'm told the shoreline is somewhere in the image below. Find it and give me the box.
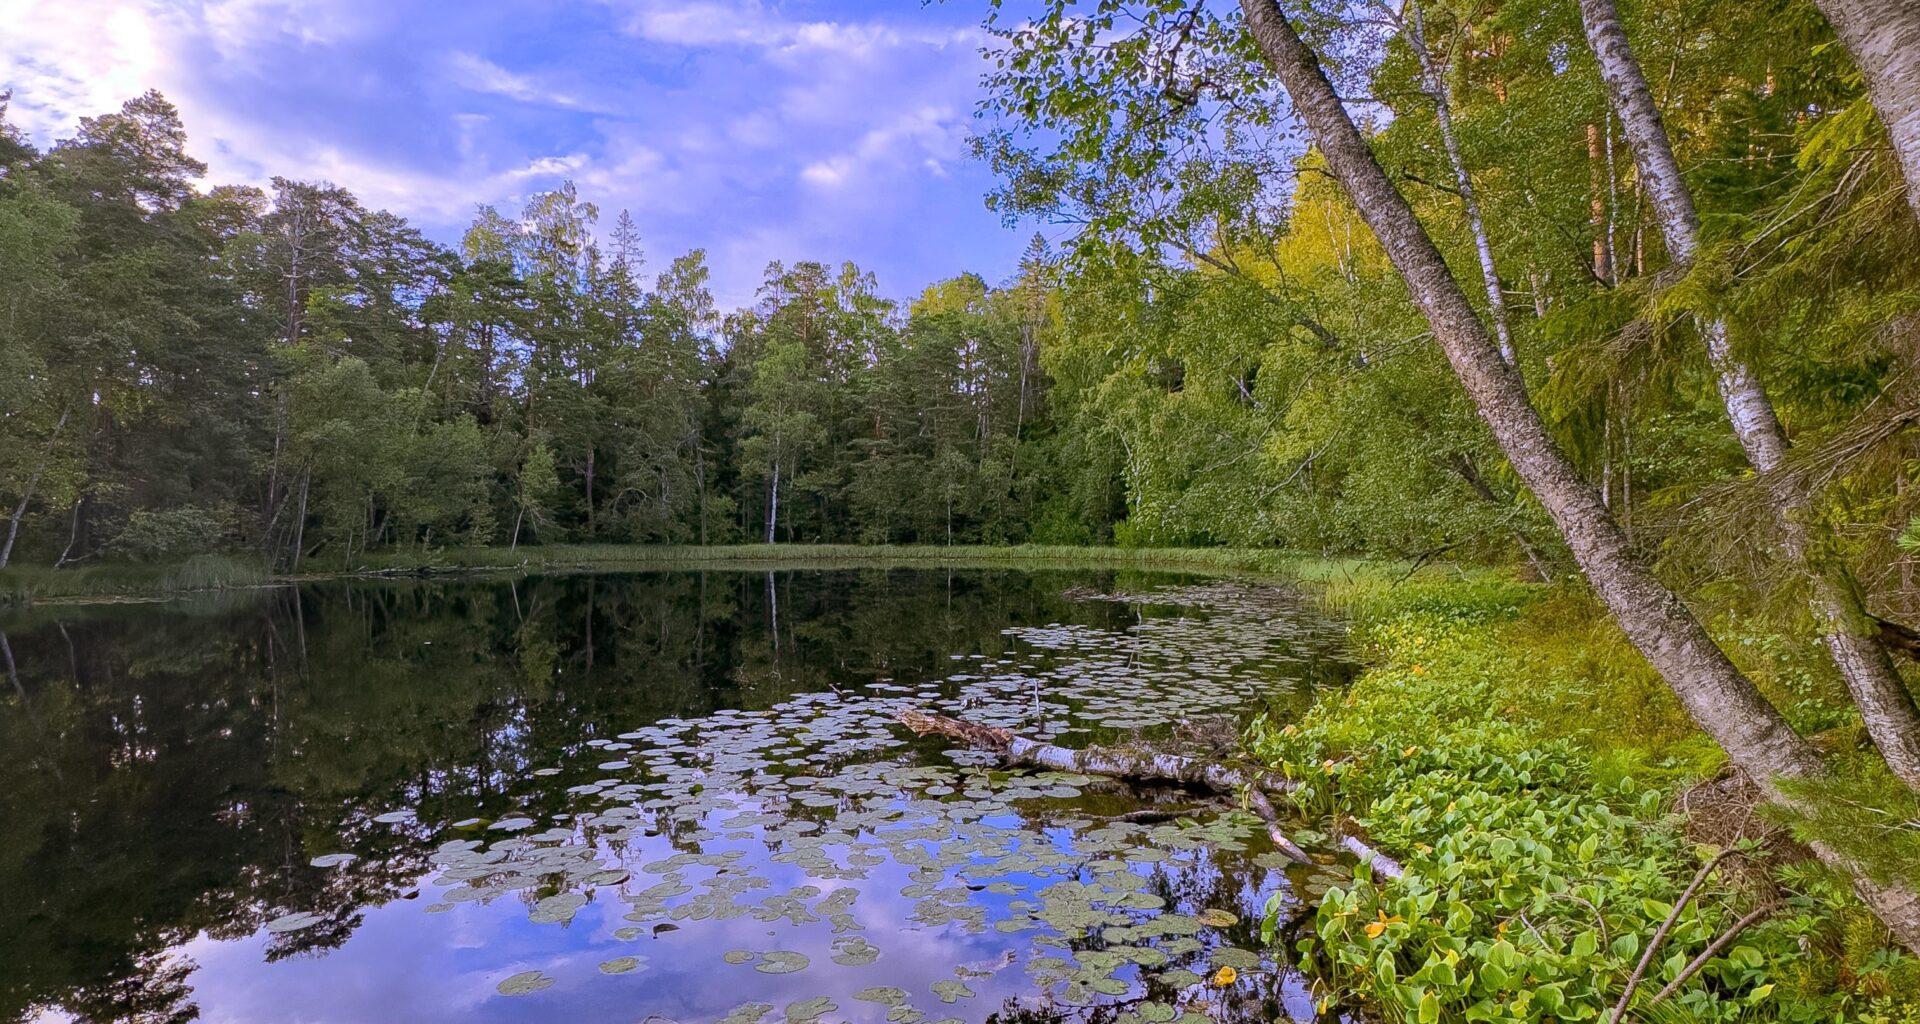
[1,544,1388,608]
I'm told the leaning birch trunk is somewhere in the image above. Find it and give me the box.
[894,709,1378,873]
[1813,0,1920,226]
[1235,0,1920,952]
[1579,0,1920,792]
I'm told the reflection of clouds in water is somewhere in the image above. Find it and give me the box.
[154,583,1350,1023]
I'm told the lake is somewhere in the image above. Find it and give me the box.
[0,568,1356,1024]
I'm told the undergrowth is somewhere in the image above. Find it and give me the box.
[1250,567,1920,1023]
[0,554,269,606]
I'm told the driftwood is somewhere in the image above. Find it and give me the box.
[898,708,1406,878]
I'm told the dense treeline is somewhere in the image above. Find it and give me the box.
[0,93,1103,570]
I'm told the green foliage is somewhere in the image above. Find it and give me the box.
[110,504,237,561]
[1248,571,1919,1022]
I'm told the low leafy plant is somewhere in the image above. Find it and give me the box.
[1250,567,1920,1023]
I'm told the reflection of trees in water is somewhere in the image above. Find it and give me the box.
[0,569,1195,1024]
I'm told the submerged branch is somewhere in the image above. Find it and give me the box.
[897,708,1408,874]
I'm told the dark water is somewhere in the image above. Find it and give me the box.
[0,569,1355,1024]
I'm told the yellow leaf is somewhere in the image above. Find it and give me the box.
[1211,966,1237,986]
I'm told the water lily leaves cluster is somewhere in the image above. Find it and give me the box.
[294,584,1337,1018]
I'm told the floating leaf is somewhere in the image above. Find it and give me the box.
[599,956,645,975]
[755,951,810,975]
[264,911,324,934]
[496,970,554,996]
[830,935,880,966]
[786,997,837,1022]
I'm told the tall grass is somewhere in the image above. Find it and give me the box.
[0,554,269,607]
[345,542,1357,577]
[5,542,1426,608]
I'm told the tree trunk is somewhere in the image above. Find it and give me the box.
[766,460,780,545]
[898,709,1328,870]
[289,470,309,572]
[696,442,709,547]
[584,448,596,539]
[1580,0,1920,791]
[1588,123,1614,283]
[1813,0,1920,225]
[1236,0,1920,951]
[1406,0,1516,364]
[1,408,70,570]
[55,496,85,568]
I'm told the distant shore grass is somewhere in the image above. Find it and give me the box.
[0,554,273,607]
[346,542,1370,577]
[2,543,1401,608]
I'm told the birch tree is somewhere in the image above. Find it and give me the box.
[1813,0,1920,224]
[1232,0,1920,949]
[1579,0,1920,791]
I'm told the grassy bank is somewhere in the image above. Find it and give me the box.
[346,542,1345,576]
[1252,566,1920,1023]
[3,543,1361,607]
[0,554,274,607]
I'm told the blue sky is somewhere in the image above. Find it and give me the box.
[0,0,1041,308]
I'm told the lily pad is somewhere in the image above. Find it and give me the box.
[785,997,837,1022]
[264,911,324,934]
[830,935,880,966]
[599,956,645,975]
[755,951,810,975]
[495,970,554,996]
[720,1004,774,1024]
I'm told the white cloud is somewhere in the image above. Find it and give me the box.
[445,52,601,110]
[0,0,172,140]
[0,0,1022,308]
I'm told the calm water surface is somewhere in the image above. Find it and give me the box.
[0,569,1355,1024]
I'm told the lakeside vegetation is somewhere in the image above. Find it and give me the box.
[7,0,1920,1018]
[0,543,1333,606]
[1265,566,1920,1022]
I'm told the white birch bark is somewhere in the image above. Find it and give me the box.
[1580,0,1920,792]
[1237,0,1920,951]
[1814,0,1920,225]
[1401,0,1517,364]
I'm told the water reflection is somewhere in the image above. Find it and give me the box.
[0,569,1353,1024]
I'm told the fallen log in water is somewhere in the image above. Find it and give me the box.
[897,708,1405,879]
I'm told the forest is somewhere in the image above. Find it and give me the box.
[7,0,1915,582]
[7,0,1920,1018]
[0,91,1104,567]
